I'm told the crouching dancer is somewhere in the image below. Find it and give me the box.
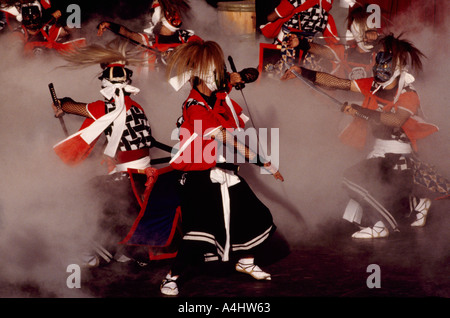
[159,40,284,295]
[283,33,449,238]
[51,42,156,265]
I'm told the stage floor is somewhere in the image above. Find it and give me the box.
[2,202,448,314]
[80,202,449,300]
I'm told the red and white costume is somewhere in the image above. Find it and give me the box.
[320,43,377,79]
[168,87,275,273]
[340,74,448,232]
[54,82,152,173]
[261,0,339,45]
[340,76,438,151]
[13,23,85,56]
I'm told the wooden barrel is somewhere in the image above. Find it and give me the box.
[217,1,256,40]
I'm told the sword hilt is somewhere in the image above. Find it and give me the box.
[49,83,61,109]
[48,83,69,136]
[228,56,245,90]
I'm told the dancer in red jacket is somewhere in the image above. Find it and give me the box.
[52,41,157,265]
[283,33,449,238]
[284,4,380,79]
[159,40,283,296]
[261,0,339,72]
[11,1,85,56]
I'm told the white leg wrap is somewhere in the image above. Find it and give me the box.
[342,199,363,224]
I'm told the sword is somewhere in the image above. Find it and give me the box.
[227,56,269,160]
[227,56,258,130]
[105,26,162,55]
[48,83,69,137]
[288,67,344,107]
[287,65,372,120]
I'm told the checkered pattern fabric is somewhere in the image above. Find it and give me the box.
[392,155,409,171]
[104,102,153,151]
[284,5,329,35]
[278,3,329,68]
[408,156,450,197]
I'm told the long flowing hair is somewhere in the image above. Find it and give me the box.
[379,33,425,72]
[60,39,146,70]
[166,40,226,89]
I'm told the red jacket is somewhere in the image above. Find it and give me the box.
[54,96,147,166]
[16,24,85,56]
[339,77,438,151]
[171,89,244,171]
[261,0,338,45]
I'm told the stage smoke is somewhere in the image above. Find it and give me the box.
[0,0,448,297]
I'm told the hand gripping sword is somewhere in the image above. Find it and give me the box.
[227,56,251,116]
[48,83,69,137]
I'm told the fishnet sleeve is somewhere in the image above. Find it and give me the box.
[212,127,283,180]
[309,43,338,61]
[213,127,264,166]
[349,104,411,127]
[59,97,91,118]
[380,108,411,127]
[315,72,351,90]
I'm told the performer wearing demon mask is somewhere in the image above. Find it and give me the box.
[283,33,449,238]
[97,0,201,72]
[159,40,283,295]
[1,0,60,33]
[11,0,85,56]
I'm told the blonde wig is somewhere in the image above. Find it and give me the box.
[60,39,146,70]
[166,40,226,90]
